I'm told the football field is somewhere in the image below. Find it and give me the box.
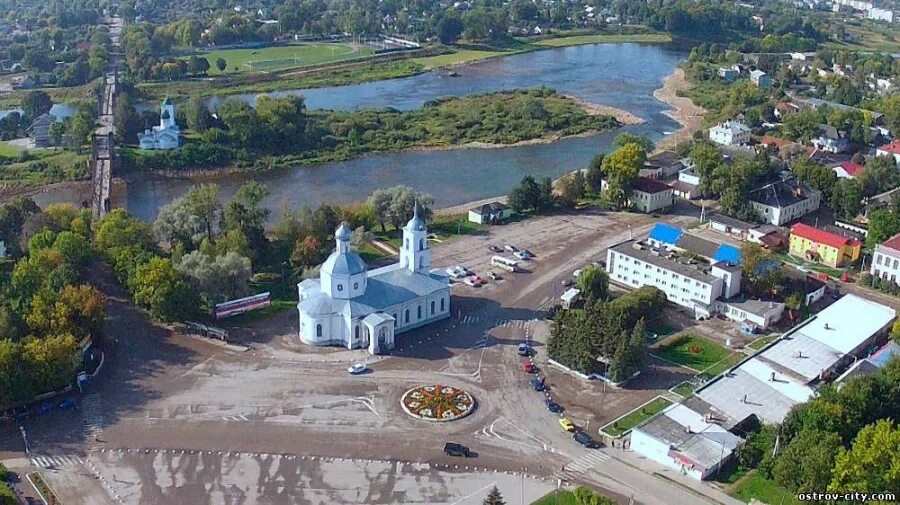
[198,43,374,74]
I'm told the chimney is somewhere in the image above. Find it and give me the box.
[824,323,830,330]
[742,394,748,403]
[685,425,692,434]
[795,187,803,198]
[770,372,776,381]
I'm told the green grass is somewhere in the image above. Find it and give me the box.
[413,49,508,68]
[195,43,375,75]
[699,352,743,379]
[0,141,21,157]
[730,471,801,505]
[652,334,731,372]
[670,381,697,398]
[747,335,777,351]
[0,149,90,187]
[600,396,672,437]
[775,252,845,278]
[221,299,295,325]
[532,487,615,505]
[533,33,671,47]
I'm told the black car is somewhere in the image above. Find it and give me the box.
[530,377,546,391]
[574,431,598,448]
[546,399,563,413]
[443,442,471,457]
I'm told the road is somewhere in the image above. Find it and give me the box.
[1,205,744,505]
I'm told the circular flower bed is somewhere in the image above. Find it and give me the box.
[400,385,476,422]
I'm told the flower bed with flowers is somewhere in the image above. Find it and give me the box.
[400,385,476,421]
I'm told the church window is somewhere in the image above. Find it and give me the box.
[316,324,322,337]
[393,314,397,327]
[431,300,435,315]
[337,284,343,292]
[355,326,360,340]
[405,309,410,323]
[419,238,424,251]
[353,282,359,290]
[417,306,422,319]
[440,298,445,311]
[405,238,409,249]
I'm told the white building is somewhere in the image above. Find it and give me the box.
[630,403,743,481]
[868,7,894,22]
[138,98,180,150]
[606,240,741,319]
[708,120,751,146]
[296,209,451,354]
[871,232,900,285]
[601,177,674,213]
[718,299,785,332]
[672,168,701,199]
[748,180,821,226]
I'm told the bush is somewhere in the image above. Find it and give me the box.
[0,483,15,505]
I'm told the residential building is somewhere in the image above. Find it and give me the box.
[630,403,742,481]
[708,213,762,241]
[876,139,900,163]
[799,98,883,125]
[831,161,863,179]
[708,120,751,146]
[296,210,451,355]
[719,299,785,333]
[606,240,741,318]
[603,177,674,213]
[718,67,739,82]
[837,341,900,382]
[748,180,821,226]
[871,232,900,285]
[26,113,56,147]
[868,7,894,22]
[789,223,861,268]
[773,102,801,119]
[467,201,511,224]
[645,151,686,178]
[673,168,700,199]
[812,124,849,153]
[138,98,180,150]
[750,69,773,88]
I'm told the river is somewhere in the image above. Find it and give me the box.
[33,43,687,221]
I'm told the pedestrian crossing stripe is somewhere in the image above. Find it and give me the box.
[31,455,84,469]
[564,451,610,474]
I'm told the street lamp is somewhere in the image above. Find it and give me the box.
[19,425,29,454]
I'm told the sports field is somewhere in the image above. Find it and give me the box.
[198,43,374,74]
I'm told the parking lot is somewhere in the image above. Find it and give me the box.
[1,206,748,505]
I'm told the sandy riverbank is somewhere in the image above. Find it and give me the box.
[651,67,706,153]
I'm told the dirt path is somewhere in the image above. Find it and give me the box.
[652,67,706,154]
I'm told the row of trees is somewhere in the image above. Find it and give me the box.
[735,359,900,496]
[0,198,104,409]
[548,285,666,382]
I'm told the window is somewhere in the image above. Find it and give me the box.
[419,238,424,251]
[316,324,322,337]
[355,326,360,340]
[405,238,409,249]
[337,284,343,292]
[353,282,359,290]
[393,314,397,327]
[405,310,410,323]
[431,300,435,315]
[417,306,422,319]
[440,298,445,312]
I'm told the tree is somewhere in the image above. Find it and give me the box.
[829,420,900,494]
[483,486,505,505]
[154,194,206,250]
[586,154,604,194]
[774,430,841,493]
[187,183,221,244]
[576,266,609,301]
[602,143,645,209]
[185,96,213,132]
[865,209,900,250]
[291,236,324,269]
[21,91,52,121]
[176,251,251,304]
[131,257,195,321]
[508,175,542,213]
[558,172,586,206]
[216,57,227,72]
[437,14,464,45]
[613,133,654,153]
[223,181,269,263]
[21,334,80,396]
[366,186,434,232]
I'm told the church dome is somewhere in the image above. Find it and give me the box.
[405,205,426,231]
[321,250,366,277]
[336,222,352,241]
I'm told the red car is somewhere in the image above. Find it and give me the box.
[522,361,535,373]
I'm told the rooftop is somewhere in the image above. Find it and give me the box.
[610,241,719,284]
[633,176,673,194]
[649,223,742,265]
[793,294,894,354]
[749,180,817,209]
[470,201,508,215]
[878,139,900,155]
[791,223,861,249]
[708,213,760,231]
[712,120,750,135]
[636,403,742,473]
[836,161,864,176]
[882,232,900,252]
[726,299,784,318]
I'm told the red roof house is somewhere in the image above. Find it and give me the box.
[832,161,864,179]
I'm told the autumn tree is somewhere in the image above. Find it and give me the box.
[601,142,645,209]
[829,419,900,495]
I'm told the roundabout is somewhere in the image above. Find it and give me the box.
[400,385,476,422]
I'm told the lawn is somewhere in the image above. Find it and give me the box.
[600,396,672,437]
[670,381,697,398]
[0,141,21,157]
[730,471,801,505]
[532,490,580,505]
[196,43,375,75]
[533,33,671,47]
[775,252,844,278]
[0,149,90,187]
[652,334,731,372]
[747,335,777,351]
[413,49,508,69]
[699,352,743,379]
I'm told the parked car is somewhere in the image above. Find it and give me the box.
[488,271,501,281]
[573,269,583,278]
[463,276,481,287]
[517,343,531,356]
[530,377,545,391]
[443,442,471,457]
[546,399,564,413]
[58,397,78,410]
[574,431,597,447]
[347,363,367,375]
[523,249,534,257]
[488,244,501,253]
[560,279,574,287]
[445,266,466,278]
[521,361,535,373]
[504,244,518,252]
[513,250,530,260]
[559,417,576,432]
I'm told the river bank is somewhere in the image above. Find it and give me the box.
[651,67,706,153]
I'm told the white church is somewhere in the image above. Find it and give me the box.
[138,97,181,150]
[297,207,451,354]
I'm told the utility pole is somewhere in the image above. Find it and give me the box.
[19,425,29,454]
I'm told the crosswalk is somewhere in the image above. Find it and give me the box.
[561,450,611,477]
[221,415,249,422]
[30,454,84,469]
[458,316,534,328]
[82,393,105,443]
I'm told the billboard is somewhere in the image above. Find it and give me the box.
[214,292,271,319]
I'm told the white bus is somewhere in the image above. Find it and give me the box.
[491,255,519,272]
